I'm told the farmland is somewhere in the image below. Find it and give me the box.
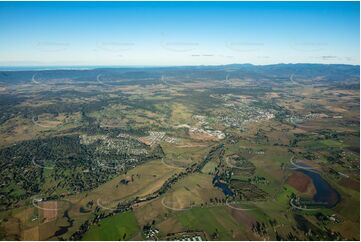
[82,211,140,240]
[0,64,359,240]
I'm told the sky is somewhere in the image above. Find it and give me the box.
[0,1,359,66]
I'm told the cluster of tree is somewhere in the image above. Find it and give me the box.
[252,221,267,236]
[0,131,166,210]
[294,214,344,240]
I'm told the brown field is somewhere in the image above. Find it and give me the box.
[298,119,356,133]
[23,226,39,240]
[156,217,185,237]
[2,217,21,240]
[229,208,255,229]
[175,143,208,148]
[161,142,210,168]
[35,113,66,128]
[339,177,360,191]
[287,171,316,196]
[325,105,347,113]
[0,113,81,147]
[137,136,153,145]
[161,173,225,210]
[133,197,172,226]
[12,207,36,225]
[265,92,280,99]
[41,201,58,223]
[189,131,219,141]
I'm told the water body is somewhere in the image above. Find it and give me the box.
[212,175,234,196]
[299,169,340,208]
[53,210,74,238]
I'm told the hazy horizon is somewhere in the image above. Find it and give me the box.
[0,62,360,72]
[0,1,359,66]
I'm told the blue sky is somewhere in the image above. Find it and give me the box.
[0,1,359,66]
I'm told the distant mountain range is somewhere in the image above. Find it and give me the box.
[0,64,359,85]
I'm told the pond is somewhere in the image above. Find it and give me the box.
[299,169,340,208]
[212,175,234,196]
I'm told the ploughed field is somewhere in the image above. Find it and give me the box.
[0,64,359,240]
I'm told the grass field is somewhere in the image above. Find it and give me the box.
[170,103,194,125]
[82,211,140,241]
[175,206,253,240]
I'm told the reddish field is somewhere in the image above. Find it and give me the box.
[41,201,58,223]
[287,171,315,194]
